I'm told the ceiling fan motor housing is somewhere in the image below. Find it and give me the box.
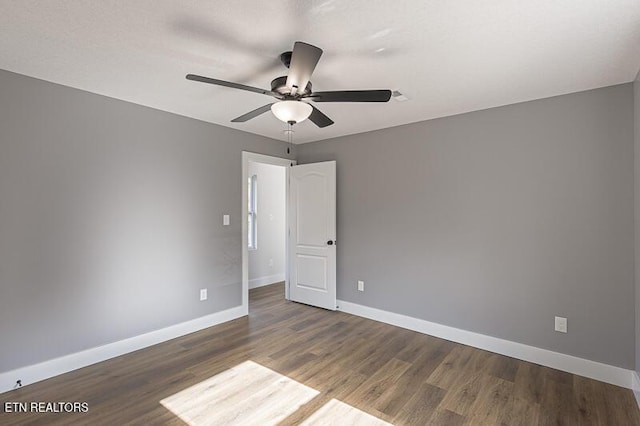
[270,76,312,97]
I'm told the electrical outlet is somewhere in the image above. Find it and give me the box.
[554,316,567,333]
[200,289,208,301]
[357,280,364,292]
[269,258,274,268]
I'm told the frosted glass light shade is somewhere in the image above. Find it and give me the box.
[271,101,312,124]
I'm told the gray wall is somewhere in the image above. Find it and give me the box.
[0,69,291,372]
[248,162,286,287]
[298,84,635,369]
[635,70,640,375]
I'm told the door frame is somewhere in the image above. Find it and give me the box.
[241,151,296,314]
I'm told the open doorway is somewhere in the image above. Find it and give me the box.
[241,152,295,314]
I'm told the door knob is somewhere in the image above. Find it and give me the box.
[327,240,334,245]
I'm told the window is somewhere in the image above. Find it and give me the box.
[248,174,257,250]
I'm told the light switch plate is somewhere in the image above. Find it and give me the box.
[200,289,207,301]
[223,215,230,226]
[555,316,567,333]
[357,280,364,292]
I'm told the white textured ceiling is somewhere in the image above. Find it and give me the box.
[1,1,639,143]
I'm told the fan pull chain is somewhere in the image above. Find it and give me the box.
[286,122,294,156]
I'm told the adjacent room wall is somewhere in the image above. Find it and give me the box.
[297,83,635,369]
[248,162,286,288]
[0,69,292,373]
[635,70,640,378]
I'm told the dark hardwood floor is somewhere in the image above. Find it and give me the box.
[1,282,639,425]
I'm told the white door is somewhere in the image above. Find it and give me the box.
[289,161,336,310]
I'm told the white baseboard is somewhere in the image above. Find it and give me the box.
[0,305,246,395]
[337,300,635,389]
[249,274,285,289]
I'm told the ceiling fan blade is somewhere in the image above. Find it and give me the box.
[231,103,274,122]
[308,105,334,128]
[186,74,275,97]
[308,90,392,102]
[285,42,323,95]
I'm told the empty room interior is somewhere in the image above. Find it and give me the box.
[2,1,640,425]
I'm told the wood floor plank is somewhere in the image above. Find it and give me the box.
[466,374,513,425]
[1,282,638,425]
[513,360,546,405]
[439,371,487,416]
[278,371,370,426]
[346,357,412,409]
[502,396,542,426]
[585,380,640,426]
[299,398,391,426]
[393,382,447,425]
[428,408,466,426]
[426,345,476,389]
[373,347,450,417]
[540,376,578,425]
[486,353,520,383]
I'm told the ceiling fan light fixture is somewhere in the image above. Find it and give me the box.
[271,101,312,124]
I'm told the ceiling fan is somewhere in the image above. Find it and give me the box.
[186,41,392,128]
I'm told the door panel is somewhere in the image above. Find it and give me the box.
[289,161,336,310]
[296,255,327,290]
[297,173,328,246]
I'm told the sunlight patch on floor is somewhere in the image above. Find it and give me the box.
[160,360,319,425]
[301,398,392,426]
